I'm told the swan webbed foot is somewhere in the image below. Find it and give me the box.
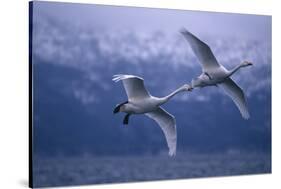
[204,72,212,80]
[123,113,131,125]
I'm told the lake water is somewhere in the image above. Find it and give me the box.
[33,152,271,188]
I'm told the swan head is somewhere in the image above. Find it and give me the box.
[113,102,128,114]
[181,84,192,91]
[118,104,128,112]
[241,61,253,67]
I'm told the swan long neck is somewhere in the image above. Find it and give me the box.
[228,63,244,77]
[158,86,186,105]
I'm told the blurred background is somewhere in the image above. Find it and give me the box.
[31,1,271,187]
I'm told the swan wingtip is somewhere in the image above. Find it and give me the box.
[244,115,250,120]
[169,152,176,157]
[180,27,190,34]
[242,111,250,120]
[113,74,127,82]
[168,149,176,157]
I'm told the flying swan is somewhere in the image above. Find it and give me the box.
[180,28,252,119]
[113,74,190,156]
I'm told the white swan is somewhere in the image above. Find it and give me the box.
[113,74,190,156]
[180,29,252,119]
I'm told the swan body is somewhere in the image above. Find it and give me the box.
[113,74,190,156]
[181,29,252,119]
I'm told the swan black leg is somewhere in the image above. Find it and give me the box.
[123,113,131,125]
[113,101,128,114]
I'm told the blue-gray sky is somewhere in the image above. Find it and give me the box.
[32,0,272,101]
[33,1,271,40]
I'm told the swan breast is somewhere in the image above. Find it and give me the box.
[126,97,160,114]
[207,66,229,79]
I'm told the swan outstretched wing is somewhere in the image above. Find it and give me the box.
[180,28,220,71]
[219,78,250,119]
[112,74,150,100]
[146,107,177,156]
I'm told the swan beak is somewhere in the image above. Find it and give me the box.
[245,61,253,66]
[188,87,193,91]
[113,106,120,114]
